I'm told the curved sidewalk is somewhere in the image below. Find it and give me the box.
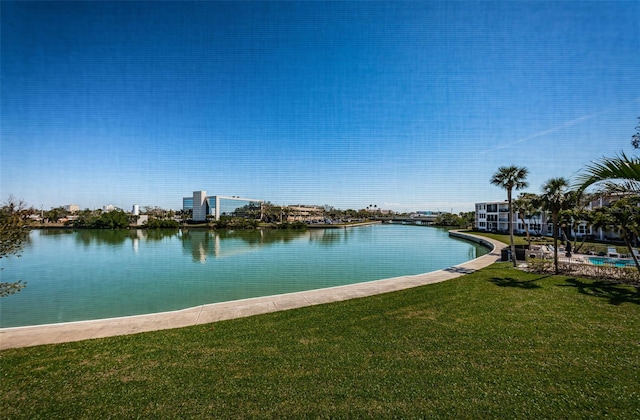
[0,232,505,350]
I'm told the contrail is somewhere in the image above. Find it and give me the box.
[479,96,640,154]
[482,111,604,154]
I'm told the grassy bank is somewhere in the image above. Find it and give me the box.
[2,263,639,418]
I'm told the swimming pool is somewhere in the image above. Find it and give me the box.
[588,256,636,268]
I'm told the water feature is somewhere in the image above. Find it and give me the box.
[0,225,488,327]
[588,256,636,268]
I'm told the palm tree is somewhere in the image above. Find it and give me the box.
[491,166,529,267]
[575,152,640,194]
[557,191,595,254]
[513,192,540,245]
[540,177,573,274]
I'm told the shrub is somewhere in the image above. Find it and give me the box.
[526,258,640,285]
[275,221,307,230]
[211,217,259,230]
[144,218,179,229]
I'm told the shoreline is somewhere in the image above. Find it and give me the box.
[32,220,383,230]
[0,231,504,350]
[306,220,382,229]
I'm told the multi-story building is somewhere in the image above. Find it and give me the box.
[285,205,324,223]
[183,191,263,222]
[64,204,80,213]
[475,201,547,235]
[476,196,625,241]
[476,201,510,233]
[580,195,620,241]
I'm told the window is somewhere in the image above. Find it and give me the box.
[218,198,262,218]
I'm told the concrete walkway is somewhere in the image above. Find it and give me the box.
[0,231,505,350]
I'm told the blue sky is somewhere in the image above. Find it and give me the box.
[2,1,639,213]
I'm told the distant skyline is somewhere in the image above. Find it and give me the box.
[2,1,639,213]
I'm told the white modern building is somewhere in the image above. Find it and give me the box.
[64,204,80,213]
[475,197,624,241]
[475,201,546,235]
[183,191,263,222]
[476,201,510,232]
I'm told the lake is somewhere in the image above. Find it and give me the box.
[0,225,488,327]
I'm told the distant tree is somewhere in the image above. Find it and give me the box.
[44,206,70,223]
[72,209,130,229]
[540,178,574,274]
[0,197,34,297]
[178,209,192,223]
[281,206,292,223]
[212,216,259,230]
[433,213,459,226]
[343,209,358,220]
[513,192,540,244]
[96,210,130,229]
[144,218,180,229]
[274,221,307,230]
[433,212,475,228]
[558,192,594,254]
[260,202,283,223]
[631,117,640,149]
[142,206,170,219]
[432,212,466,228]
[491,166,529,267]
[69,209,98,228]
[458,211,475,229]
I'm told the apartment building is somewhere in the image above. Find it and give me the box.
[475,201,546,236]
[476,196,624,241]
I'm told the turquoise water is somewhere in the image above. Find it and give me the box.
[588,256,635,267]
[0,225,487,327]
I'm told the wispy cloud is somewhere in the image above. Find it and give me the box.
[484,97,640,154]
[481,110,607,154]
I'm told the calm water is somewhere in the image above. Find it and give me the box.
[1,225,487,327]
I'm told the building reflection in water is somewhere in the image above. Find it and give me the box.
[180,229,311,263]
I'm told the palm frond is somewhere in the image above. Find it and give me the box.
[591,180,640,196]
[575,152,640,192]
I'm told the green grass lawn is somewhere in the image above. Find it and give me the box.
[465,231,531,246]
[2,263,639,418]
